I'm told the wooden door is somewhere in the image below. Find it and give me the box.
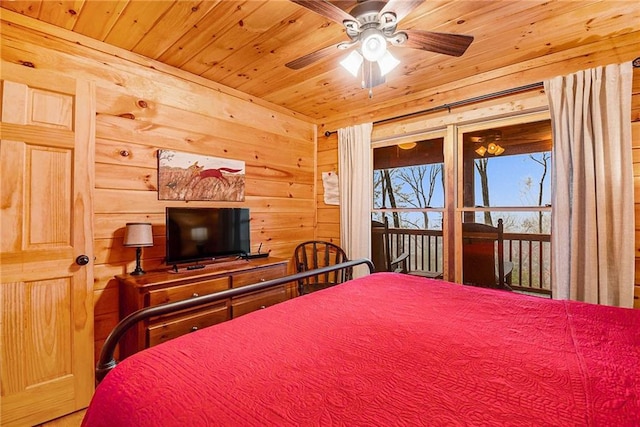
[1,64,95,426]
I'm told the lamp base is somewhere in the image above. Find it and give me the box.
[130,247,146,275]
[130,268,145,276]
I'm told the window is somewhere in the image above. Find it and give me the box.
[374,137,444,210]
[372,135,445,275]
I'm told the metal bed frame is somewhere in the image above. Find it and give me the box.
[96,258,374,383]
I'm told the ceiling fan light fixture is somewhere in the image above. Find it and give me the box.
[475,143,505,157]
[378,50,400,76]
[360,29,387,62]
[340,50,364,77]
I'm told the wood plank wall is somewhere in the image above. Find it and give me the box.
[316,133,340,245]
[316,67,640,308]
[92,90,316,358]
[1,17,318,361]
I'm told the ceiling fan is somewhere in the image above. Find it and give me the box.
[286,0,474,95]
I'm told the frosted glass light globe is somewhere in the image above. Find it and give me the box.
[361,30,387,62]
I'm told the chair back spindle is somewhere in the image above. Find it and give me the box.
[294,241,351,295]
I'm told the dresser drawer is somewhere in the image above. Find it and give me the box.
[148,277,229,306]
[147,302,230,347]
[231,286,287,317]
[232,264,287,288]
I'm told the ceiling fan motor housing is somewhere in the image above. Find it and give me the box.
[346,0,398,39]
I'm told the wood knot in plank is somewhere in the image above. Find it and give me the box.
[118,113,135,119]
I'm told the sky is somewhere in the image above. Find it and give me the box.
[476,153,551,207]
[374,151,552,219]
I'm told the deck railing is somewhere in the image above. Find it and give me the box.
[377,227,551,296]
[502,232,551,295]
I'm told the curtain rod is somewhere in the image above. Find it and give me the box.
[323,81,544,137]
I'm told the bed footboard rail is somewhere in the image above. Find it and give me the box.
[96,258,374,383]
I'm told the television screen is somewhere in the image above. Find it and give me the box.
[165,207,250,265]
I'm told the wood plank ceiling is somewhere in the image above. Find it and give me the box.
[1,0,638,129]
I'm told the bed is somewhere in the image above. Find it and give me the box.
[83,261,640,426]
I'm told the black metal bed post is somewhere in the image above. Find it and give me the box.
[95,258,375,384]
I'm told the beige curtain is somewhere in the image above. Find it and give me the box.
[545,62,634,307]
[338,123,373,278]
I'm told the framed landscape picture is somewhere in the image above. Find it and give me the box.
[158,150,245,201]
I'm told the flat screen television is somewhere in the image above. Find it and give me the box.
[165,207,250,265]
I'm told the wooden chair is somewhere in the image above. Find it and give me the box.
[462,218,513,290]
[371,219,409,273]
[294,241,351,295]
[372,218,444,279]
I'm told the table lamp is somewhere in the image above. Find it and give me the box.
[123,222,153,275]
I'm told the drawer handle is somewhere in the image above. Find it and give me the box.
[192,292,199,298]
[191,326,198,332]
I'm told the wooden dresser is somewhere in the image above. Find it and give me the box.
[117,257,290,358]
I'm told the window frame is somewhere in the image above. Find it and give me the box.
[454,112,552,287]
[372,129,449,276]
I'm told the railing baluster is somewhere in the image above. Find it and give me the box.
[519,238,523,286]
[436,235,441,272]
[528,241,533,289]
[418,234,422,271]
[415,234,420,270]
[538,240,543,290]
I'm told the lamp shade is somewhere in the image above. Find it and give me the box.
[340,50,363,77]
[123,223,153,247]
[378,50,400,77]
[475,146,487,156]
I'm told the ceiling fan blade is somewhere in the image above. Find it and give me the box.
[290,0,355,24]
[401,29,473,57]
[379,0,425,22]
[285,43,342,70]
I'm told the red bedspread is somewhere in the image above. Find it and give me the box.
[83,273,640,426]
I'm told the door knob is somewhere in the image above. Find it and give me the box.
[75,255,90,266]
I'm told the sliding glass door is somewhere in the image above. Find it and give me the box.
[371,112,553,296]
